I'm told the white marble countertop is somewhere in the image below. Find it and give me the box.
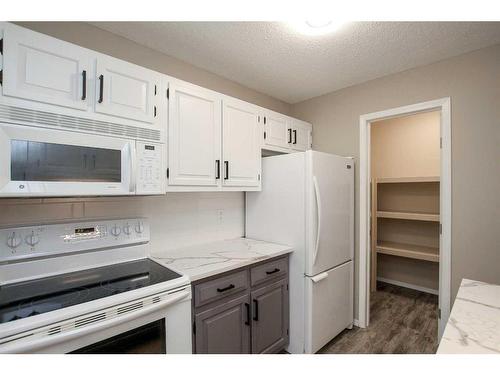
[438,279,500,354]
[150,238,293,282]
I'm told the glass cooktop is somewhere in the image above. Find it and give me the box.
[0,259,182,324]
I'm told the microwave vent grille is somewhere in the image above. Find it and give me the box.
[0,104,161,142]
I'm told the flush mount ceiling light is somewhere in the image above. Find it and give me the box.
[289,19,347,36]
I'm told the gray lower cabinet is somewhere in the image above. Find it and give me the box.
[192,255,289,354]
[194,294,251,354]
[251,278,289,354]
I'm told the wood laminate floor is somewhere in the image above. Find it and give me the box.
[319,282,439,354]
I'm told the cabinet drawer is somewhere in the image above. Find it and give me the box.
[251,257,288,286]
[194,270,248,308]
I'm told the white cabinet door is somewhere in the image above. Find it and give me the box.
[2,23,90,111]
[263,111,289,149]
[290,119,312,151]
[222,99,261,188]
[94,56,159,123]
[168,82,222,188]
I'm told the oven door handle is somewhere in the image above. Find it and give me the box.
[0,290,190,354]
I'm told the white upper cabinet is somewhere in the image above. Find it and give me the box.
[167,81,222,188]
[222,98,261,189]
[263,111,289,149]
[289,118,312,151]
[94,55,160,124]
[2,23,91,111]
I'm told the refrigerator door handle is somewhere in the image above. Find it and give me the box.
[311,272,329,283]
[313,175,322,265]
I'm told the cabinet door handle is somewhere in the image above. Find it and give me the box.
[81,70,87,101]
[154,105,157,117]
[293,129,297,144]
[215,159,220,179]
[288,128,292,144]
[224,161,229,180]
[98,74,104,103]
[217,284,235,293]
[253,299,259,321]
[245,303,250,326]
[265,268,280,275]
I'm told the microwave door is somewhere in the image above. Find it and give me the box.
[0,123,135,197]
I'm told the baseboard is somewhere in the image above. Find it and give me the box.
[353,319,360,327]
[377,277,439,295]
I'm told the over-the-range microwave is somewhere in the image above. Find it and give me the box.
[0,122,165,197]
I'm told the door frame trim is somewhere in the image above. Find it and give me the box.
[358,97,451,339]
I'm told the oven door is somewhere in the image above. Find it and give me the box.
[71,319,166,354]
[0,123,136,197]
[0,287,192,354]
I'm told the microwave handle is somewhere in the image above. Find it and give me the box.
[127,143,136,193]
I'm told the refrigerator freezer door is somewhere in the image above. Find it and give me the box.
[305,260,353,354]
[306,151,354,276]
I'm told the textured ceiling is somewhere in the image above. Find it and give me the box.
[90,22,500,103]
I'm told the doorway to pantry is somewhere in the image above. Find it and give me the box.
[358,98,451,344]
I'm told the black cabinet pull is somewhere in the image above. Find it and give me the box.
[224,161,229,180]
[253,299,259,321]
[154,105,157,117]
[244,303,250,326]
[217,284,235,293]
[98,74,104,103]
[215,159,220,179]
[266,268,280,275]
[288,128,292,144]
[293,129,297,144]
[81,70,87,100]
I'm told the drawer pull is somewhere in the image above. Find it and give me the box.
[266,268,280,275]
[216,284,235,293]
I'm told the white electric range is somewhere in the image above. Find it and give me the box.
[0,218,192,354]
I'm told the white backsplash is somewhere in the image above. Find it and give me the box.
[0,192,245,253]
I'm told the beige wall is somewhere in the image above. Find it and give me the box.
[15,22,291,114]
[291,44,500,317]
[371,111,441,291]
[371,111,441,179]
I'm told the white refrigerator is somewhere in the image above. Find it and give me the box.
[246,150,354,354]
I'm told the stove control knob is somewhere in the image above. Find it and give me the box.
[123,223,132,235]
[6,232,22,250]
[110,225,121,237]
[25,232,40,247]
[135,221,144,234]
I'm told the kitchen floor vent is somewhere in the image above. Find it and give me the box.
[0,104,161,142]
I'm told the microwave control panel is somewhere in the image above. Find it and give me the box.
[136,142,164,195]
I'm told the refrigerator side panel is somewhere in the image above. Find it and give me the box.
[246,152,306,354]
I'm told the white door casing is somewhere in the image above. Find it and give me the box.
[358,98,452,339]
